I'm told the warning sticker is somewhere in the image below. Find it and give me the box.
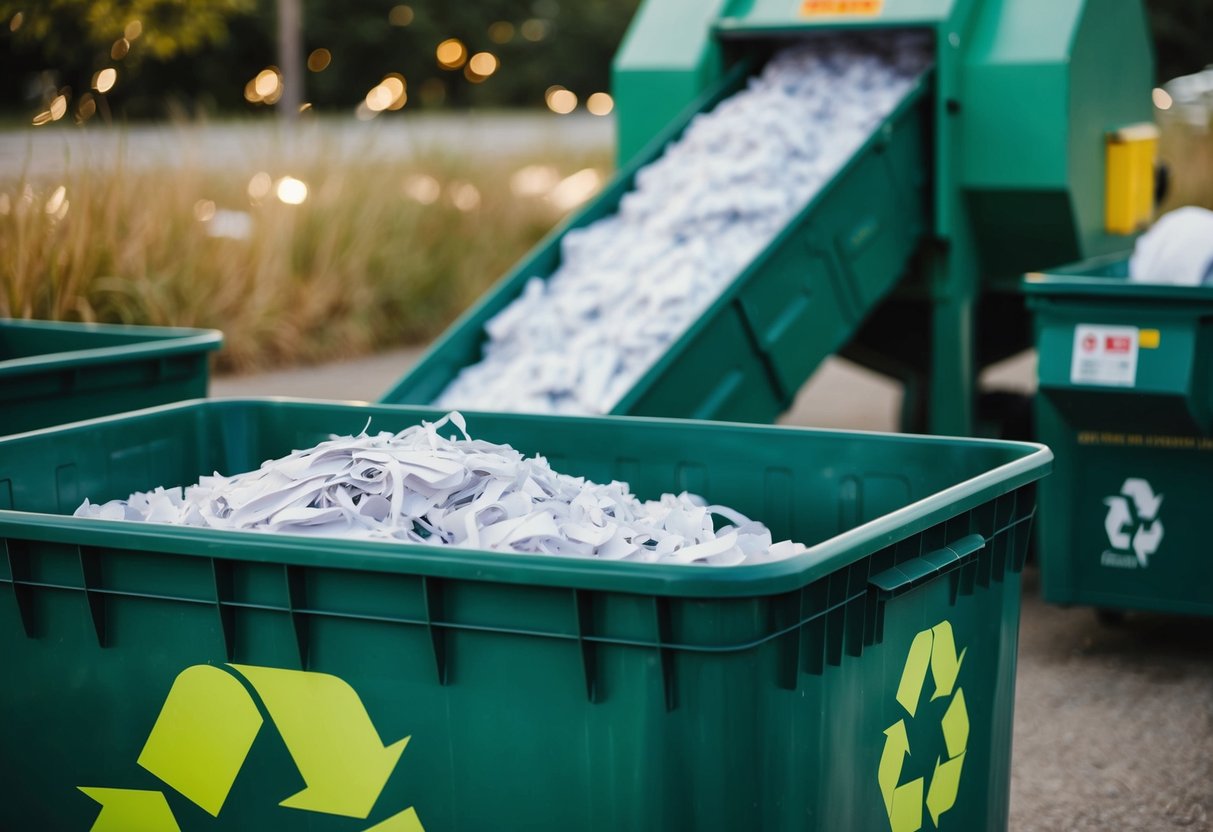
[800,0,884,17]
[1070,324,1139,387]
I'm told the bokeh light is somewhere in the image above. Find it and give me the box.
[1152,87,1173,110]
[45,185,68,218]
[247,171,272,201]
[403,174,441,204]
[93,68,118,94]
[547,168,602,211]
[49,94,68,121]
[76,94,96,123]
[521,19,550,42]
[449,181,481,212]
[9,11,23,31]
[307,48,331,72]
[365,74,407,113]
[436,38,467,70]
[586,92,613,116]
[254,68,281,99]
[545,86,577,114]
[111,38,130,60]
[510,164,560,197]
[275,177,309,205]
[468,52,498,79]
[124,20,142,40]
[193,199,217,222]
[488,21,515,44]
[383,74,407,109]
[388,5,414,26]
[365,85,394,112]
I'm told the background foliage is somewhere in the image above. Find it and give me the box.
[0,0,642,118]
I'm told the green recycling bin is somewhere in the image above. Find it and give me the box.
[0,399,1049,831]
[1027,254,1213,616]
[0,318,223,434]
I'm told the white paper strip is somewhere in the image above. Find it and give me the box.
[435,35,931,415]
[75,413,808,567]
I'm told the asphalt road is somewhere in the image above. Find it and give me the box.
[215,348,1213,832]
[2,112,614,178]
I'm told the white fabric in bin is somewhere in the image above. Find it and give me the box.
[1130,206,1213,286]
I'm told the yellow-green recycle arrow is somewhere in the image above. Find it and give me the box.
[80,663,419,829]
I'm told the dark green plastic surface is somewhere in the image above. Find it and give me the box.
[0,398,1049,830]
[1027,256,1213,615]
[380,59,930,423]
[0,318,222,435]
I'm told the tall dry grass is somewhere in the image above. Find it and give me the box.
[0,140,608,372]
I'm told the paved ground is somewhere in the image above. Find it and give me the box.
[2,112,614,178]
[215,348,1213,831]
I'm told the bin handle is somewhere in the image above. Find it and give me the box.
[867,533,986,598]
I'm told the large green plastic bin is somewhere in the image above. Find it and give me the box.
[1027,254,1213,616]
[0,318,222,434]
[380,58,929,422]
[0,399,1049,831]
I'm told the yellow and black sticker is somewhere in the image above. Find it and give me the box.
[801,0,884,17]
[1077,431,1213,451]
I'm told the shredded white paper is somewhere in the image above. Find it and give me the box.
[75,413,807,566]
[435,35,932,415]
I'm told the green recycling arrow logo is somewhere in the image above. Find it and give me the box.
[878,620,969,832]
[79,664,424,831]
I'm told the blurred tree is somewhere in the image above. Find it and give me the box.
[1145,0,1213,82]
[2,0,254,60]
[0,0,639,118]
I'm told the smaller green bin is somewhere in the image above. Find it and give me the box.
[0,318,223,435]
[1026,254,1213,616]
[0,399,1047,831]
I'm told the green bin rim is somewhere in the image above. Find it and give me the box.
[0,397,1052,599]
[1023,252,1213,302]
[0,318,224,378]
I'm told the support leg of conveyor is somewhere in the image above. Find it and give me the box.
[927,294,975,436]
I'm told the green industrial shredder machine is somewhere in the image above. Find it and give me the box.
[382,0,1156,437]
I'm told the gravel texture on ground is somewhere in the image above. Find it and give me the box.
[1011,567,1213,831]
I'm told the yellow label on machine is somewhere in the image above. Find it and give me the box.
[1105,123,1159,235]
[801,0,884,17]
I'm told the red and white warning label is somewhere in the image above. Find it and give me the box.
[1070,324,1139,387]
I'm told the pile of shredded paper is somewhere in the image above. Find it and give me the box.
[75,413,807,566]
[436,35,931,414]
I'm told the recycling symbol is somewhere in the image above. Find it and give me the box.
[878,620,968,832]
[79,664,424,831]
[1103,478,1164,567]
